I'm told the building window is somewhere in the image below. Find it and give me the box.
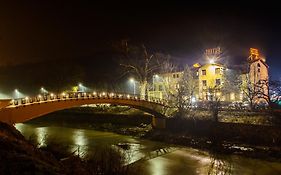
[159,85,163,91]
[230,93,235,101]
[216,79,221,86]
[202,80,207,86]
[257,63,261,72]
[173,74,179,78]
[215,68,220,74]
[202,70,206,75]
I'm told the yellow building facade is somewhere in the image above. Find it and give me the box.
[148,48,269,105]
[198,63,225,101]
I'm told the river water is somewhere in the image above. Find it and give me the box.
[15,123,281,175]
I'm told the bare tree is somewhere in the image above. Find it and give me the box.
[241,78,258,110]
[221,69,241,101]
[118,42,163,99]
[162,65,198,118]
[255,79,281,109]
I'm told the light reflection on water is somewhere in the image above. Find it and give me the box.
[15,123,281,175]
[73,129,88,146]
[35,127,48,146]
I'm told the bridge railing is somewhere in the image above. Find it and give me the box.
[9,91,169,107]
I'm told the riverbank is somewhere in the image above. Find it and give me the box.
[0,122,141,175]
[25,108,281,162]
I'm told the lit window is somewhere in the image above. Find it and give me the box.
[215,68,220,74]
[216,79,221,86]
[202,80,207,86]
[230,93,235,101]
[202,70,206,75]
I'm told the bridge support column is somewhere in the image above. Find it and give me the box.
[152,116,166,129]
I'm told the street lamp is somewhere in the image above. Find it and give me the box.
[78,83,86,92]
[153,74,159,91]
[40,87,48,94]
[14,89,19,99]
[129,78,136,95]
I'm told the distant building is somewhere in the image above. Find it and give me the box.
[148,48,269,106]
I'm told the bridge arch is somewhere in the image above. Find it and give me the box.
[0,92,167,125]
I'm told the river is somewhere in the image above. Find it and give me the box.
[15,123,281,175]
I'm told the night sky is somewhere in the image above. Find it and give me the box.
[0,1,280,91]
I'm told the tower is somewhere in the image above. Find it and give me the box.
[248,48,269,105]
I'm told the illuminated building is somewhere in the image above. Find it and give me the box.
[148,72,183,100]
[248,48,269,104]
[148,48,269,106]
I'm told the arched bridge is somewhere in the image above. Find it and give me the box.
[0,92,168,125]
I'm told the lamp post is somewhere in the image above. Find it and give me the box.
[15,89,19,99]
[41,87,47,95]
[153,74,159,91]
[129,78,136,95]
[78,83,84,92]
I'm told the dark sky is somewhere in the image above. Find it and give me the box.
[0,1,280,80]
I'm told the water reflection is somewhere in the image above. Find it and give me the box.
[35,127,48,146]
[208,156,232,175]
[71,129,88,157]
[15,123,48,146]
[16,123,281,175]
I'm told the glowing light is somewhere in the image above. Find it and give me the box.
[129,78,136,95]
[25,96,29,100]
[36,127,48,147]
[127,94,130,98]
[40,87,48,94]
[73,129,87,146]
[62,92,66,97]
[230,93,235,101]
[38,95,42,98]
[50,93,54,97]
[209,59,215,64]
[191,97,196,103]
[129,78,135,82]
[102,92,106,96]
[93,91,97,95]
[193,63,201,68]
